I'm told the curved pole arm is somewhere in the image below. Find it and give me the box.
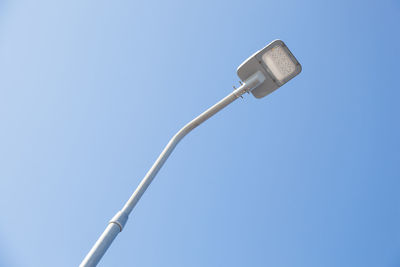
[79,71,265,267]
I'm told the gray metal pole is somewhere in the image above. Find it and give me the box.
[79,71,265,267]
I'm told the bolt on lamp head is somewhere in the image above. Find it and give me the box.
[237,40,302,98]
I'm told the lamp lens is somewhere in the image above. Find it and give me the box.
[262,45,297,83]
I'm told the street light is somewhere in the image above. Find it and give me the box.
[80,39,302,267]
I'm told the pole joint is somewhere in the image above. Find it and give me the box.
[109,211,129,232]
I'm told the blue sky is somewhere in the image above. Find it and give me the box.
[0,0,399,266]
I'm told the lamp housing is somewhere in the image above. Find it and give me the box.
[237,40,301,98]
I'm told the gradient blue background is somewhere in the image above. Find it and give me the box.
[1,0,399,266]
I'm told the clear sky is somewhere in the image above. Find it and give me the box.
[0,0,399,266]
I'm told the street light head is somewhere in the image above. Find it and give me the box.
[237,40,301,98]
